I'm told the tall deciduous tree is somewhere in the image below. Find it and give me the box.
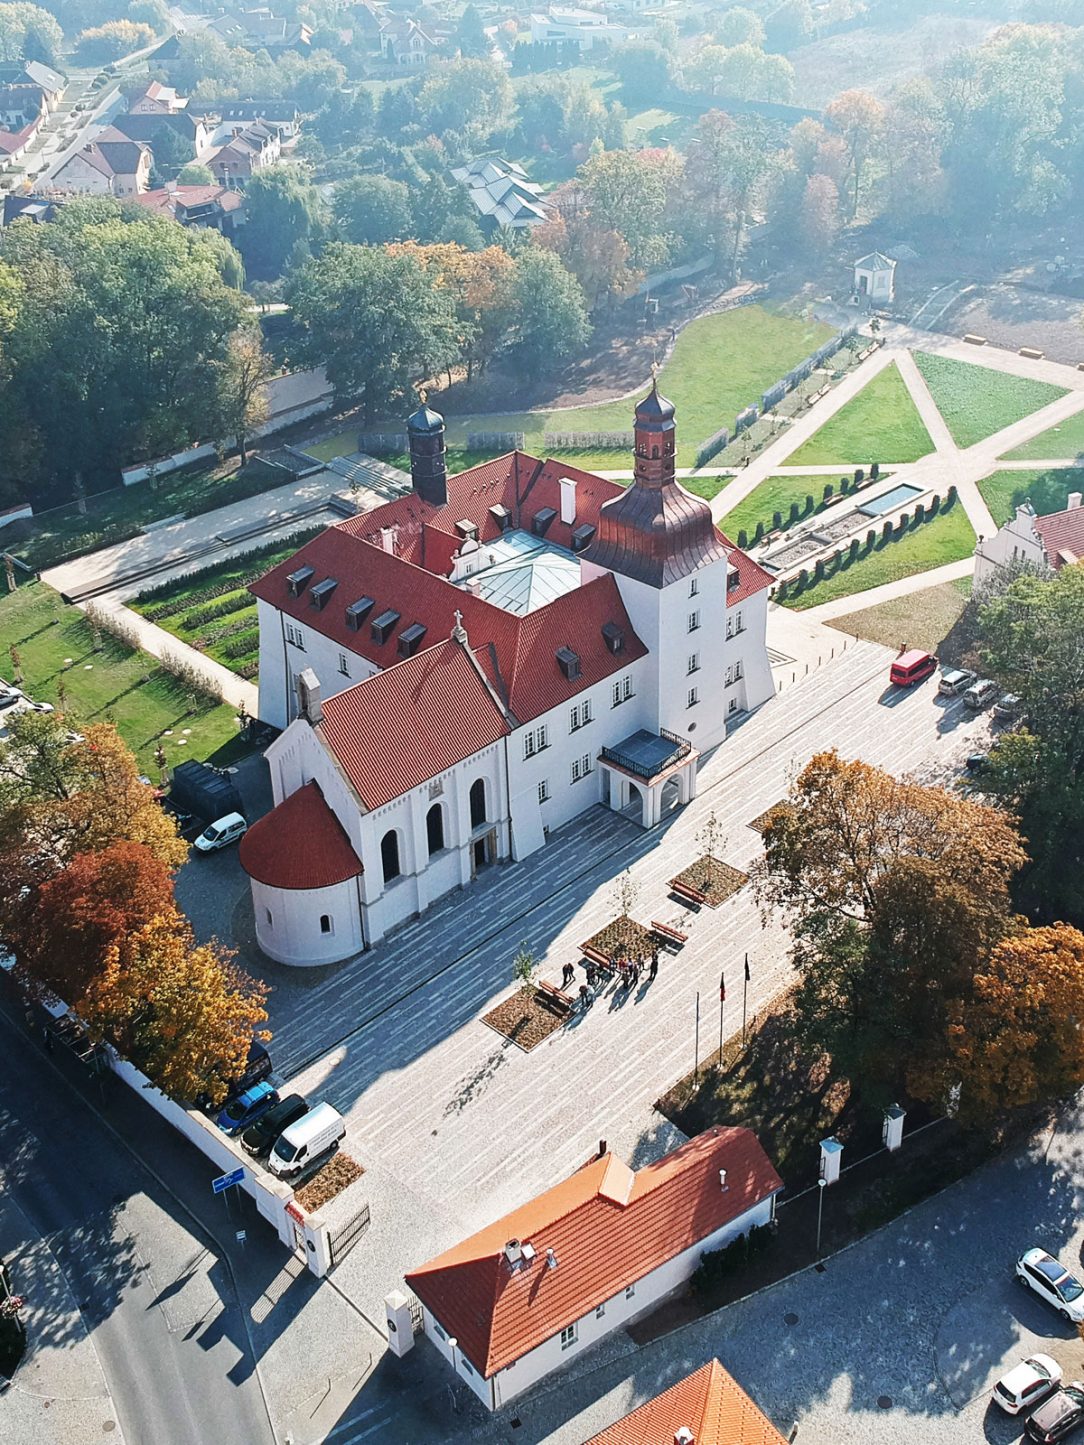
[503,247,590,372]
[0,1,61,61]
[216,327,270,464]
[333,174,413,245]
[799,173,840,255]
[685,110,775,276]
[579,147,679,271]
[82,910,269,1106]
[286,242,462,416]
[239,165,326,280]
[825,89,885,218]
[715,7,765,47]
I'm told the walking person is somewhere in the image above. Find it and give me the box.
[562,961,575,990]
[649,949,659,981]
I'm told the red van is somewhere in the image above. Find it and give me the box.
[890,649,938,687]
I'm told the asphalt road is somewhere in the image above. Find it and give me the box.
[0,1007,275,1445]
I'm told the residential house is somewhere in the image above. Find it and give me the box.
[975,491,1084,585]
[203,121,282,186]
[450,154,549,230]
[110,109,211,166]
[379,13,439,64]
[126,80,188,115]
[2,192,65,224]
[0,61,65,109]
[133,182,246,236]
[529,7,632,49]
[0,84,47,164]
[188,99,301,141]
[238,386,774,962]
[585,1358,789,1444]
[205,10,313,54]
[401,1129,782,1410]
[50,133,152,196]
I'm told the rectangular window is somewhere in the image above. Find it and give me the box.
[595,1302,605,1319]
[538,780,550,804]
[688,610,700,633]
[612,674,633,705]
[560,1324,577,1351]
[338,652,349,676]
[434,1321,447,1340]
[687,653,699,675]
[625,1284,635,1300]
[689,577,699,597]
[523,724,550,759]
[285,623,305,649]
[725,660,744,687]
[726,616,734,640]
[460,1356,475,1376]
[687,687,699,708]
[571,753,592,784]
[570,700,593,731]
[735,609,744,633]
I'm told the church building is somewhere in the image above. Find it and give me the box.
[239,387,774,965]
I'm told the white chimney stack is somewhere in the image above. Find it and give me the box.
[296,666,322,725]
[545,1247,558,1271]
[719,1169,728,1191]
[675,1430,695,1445]
[380,525,397,553]
[559,475,577,526]
[504,1239,522,1267]
[1068,492,1082,510]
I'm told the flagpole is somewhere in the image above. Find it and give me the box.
[718,970,725,1067]
[742,953,749,1048]
[694,991,700,1087]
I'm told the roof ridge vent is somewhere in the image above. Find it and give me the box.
[545,1247,558,1271]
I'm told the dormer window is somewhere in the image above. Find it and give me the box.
[286,565,314,597]
[309,578,337,610]
[370,609,400,644]
[556,646,580,680]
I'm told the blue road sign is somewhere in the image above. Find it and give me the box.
[212,1167,245,1194]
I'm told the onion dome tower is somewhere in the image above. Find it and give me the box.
[407,394,447,506]
[583,378,729,587]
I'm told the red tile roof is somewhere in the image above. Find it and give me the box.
[249,527,645,727]
[586,1359,788,1445]
[718,532,775,604]
[239,780,362,889]
[405,1127,781,1378]
[318,638,510,810]
[1034,505,1084,570]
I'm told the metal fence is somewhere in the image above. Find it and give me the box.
[328,1202,371,1267]
[357,432,408,456]
[543,431,634,450]
[466,431,525,451]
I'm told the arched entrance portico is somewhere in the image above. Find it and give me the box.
[599,727,699,830]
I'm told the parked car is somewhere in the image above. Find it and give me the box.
[241,1093,309,1158]
[938,668,977,697]
[1027,1384,1084,1443]
[193,812,248,853]
[994,1354,1063,1415]
[964,678,999,710]
[194,1040,273,1115]
[994,693,1023,721]
[966,751,990,773]
[216,1080,278,1136]
[267,1102,346,1180]
[1016,1248,1084,1322]
[890,650,938,687]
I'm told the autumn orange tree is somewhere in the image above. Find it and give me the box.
[755,751,1026,1096]
[920,926,1084,1119]
[82,911,269,1107]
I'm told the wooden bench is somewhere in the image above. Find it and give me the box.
[581,944,612,969]
[651,919,689,947]
[670,879,708,905]
[535,981,573,1018]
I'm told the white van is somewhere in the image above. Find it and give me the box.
[193,812,248,853]
[267,1101,345,1179]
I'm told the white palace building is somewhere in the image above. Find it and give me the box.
[239,386,774,965]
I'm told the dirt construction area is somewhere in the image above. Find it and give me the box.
[938,281,1084,367]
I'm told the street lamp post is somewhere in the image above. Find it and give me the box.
[815,1178,827,1258]
[447,1337,460,1413]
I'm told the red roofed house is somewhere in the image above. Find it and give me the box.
[240,387,774,963]
[585,1357,789,1444]
[398,1127,781,1410]
[51,132,151,197]
[974,490,1084,584]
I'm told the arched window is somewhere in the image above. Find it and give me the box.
[320,914,333,935]
[381,829,401,883]
[426,803,445,855]
[651,445,659,459]
[469,779,487,829]
[265,908,273,927]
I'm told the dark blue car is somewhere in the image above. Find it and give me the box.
[216,1080,278,1135]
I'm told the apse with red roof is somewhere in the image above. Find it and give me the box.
[241,387,773,963]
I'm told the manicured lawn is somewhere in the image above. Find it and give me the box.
[784,501,976,610]
[321,306,836,471]
[913,352,1067,449]
[720,473,863,543]
[826,577,972,656]
[0,583,244,771]
[1002,408,1084,460]
[977,467,1084,527]
[131,530,322,681]
[786,362,935,466]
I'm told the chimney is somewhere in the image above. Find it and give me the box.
[598,1139,607,1158]
[380,525,397,554]
[545,1248,558,1271]
[296,667,322,724]
[407,396,447,507]
[503,1239,522,1267]
[559,475,577,525]
[719,1168,728,1191]
[1069,492,1082,510]
[675,1430,695,1445]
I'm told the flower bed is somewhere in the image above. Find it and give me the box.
[748,801,792,833]
[583,915,655,961]
[483,990,566,1052]
[295,1152,364,1212]
[671,856,748,908]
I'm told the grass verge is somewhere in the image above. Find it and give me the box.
[977,466,1084,528]
[0,583,245,771]
[826,577,972,657]
[1002,408,1084,461]
[913,351,1067,449]
[786,361,935,467]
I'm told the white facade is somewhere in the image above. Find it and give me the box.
[256,597,379,732]
[420,1192,776,1409]
[251,873,364,966]
[853,251,895,304]
[529,8,631,47]
[973,499,1053,586]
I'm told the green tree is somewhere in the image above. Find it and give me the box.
[286,242,462,416]
[177,161,214,185]
[715,6,765,47]
[613,39,676,99]
[977,562,1084,922]
[685,110,775,275]
[417,58,513,142]
[825,89,885,218]
[333,174,413,245]
[148,121,194,181]
[74,18,154,61]
[0,2,62,63]
[455,3,489,58]
[0,203,246,494]
[214,326,270,464]
[579,147,676,271]
[238,165,326,280]
[765,0,813,50]
[503,247,589,372]
[799,172,839,255]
